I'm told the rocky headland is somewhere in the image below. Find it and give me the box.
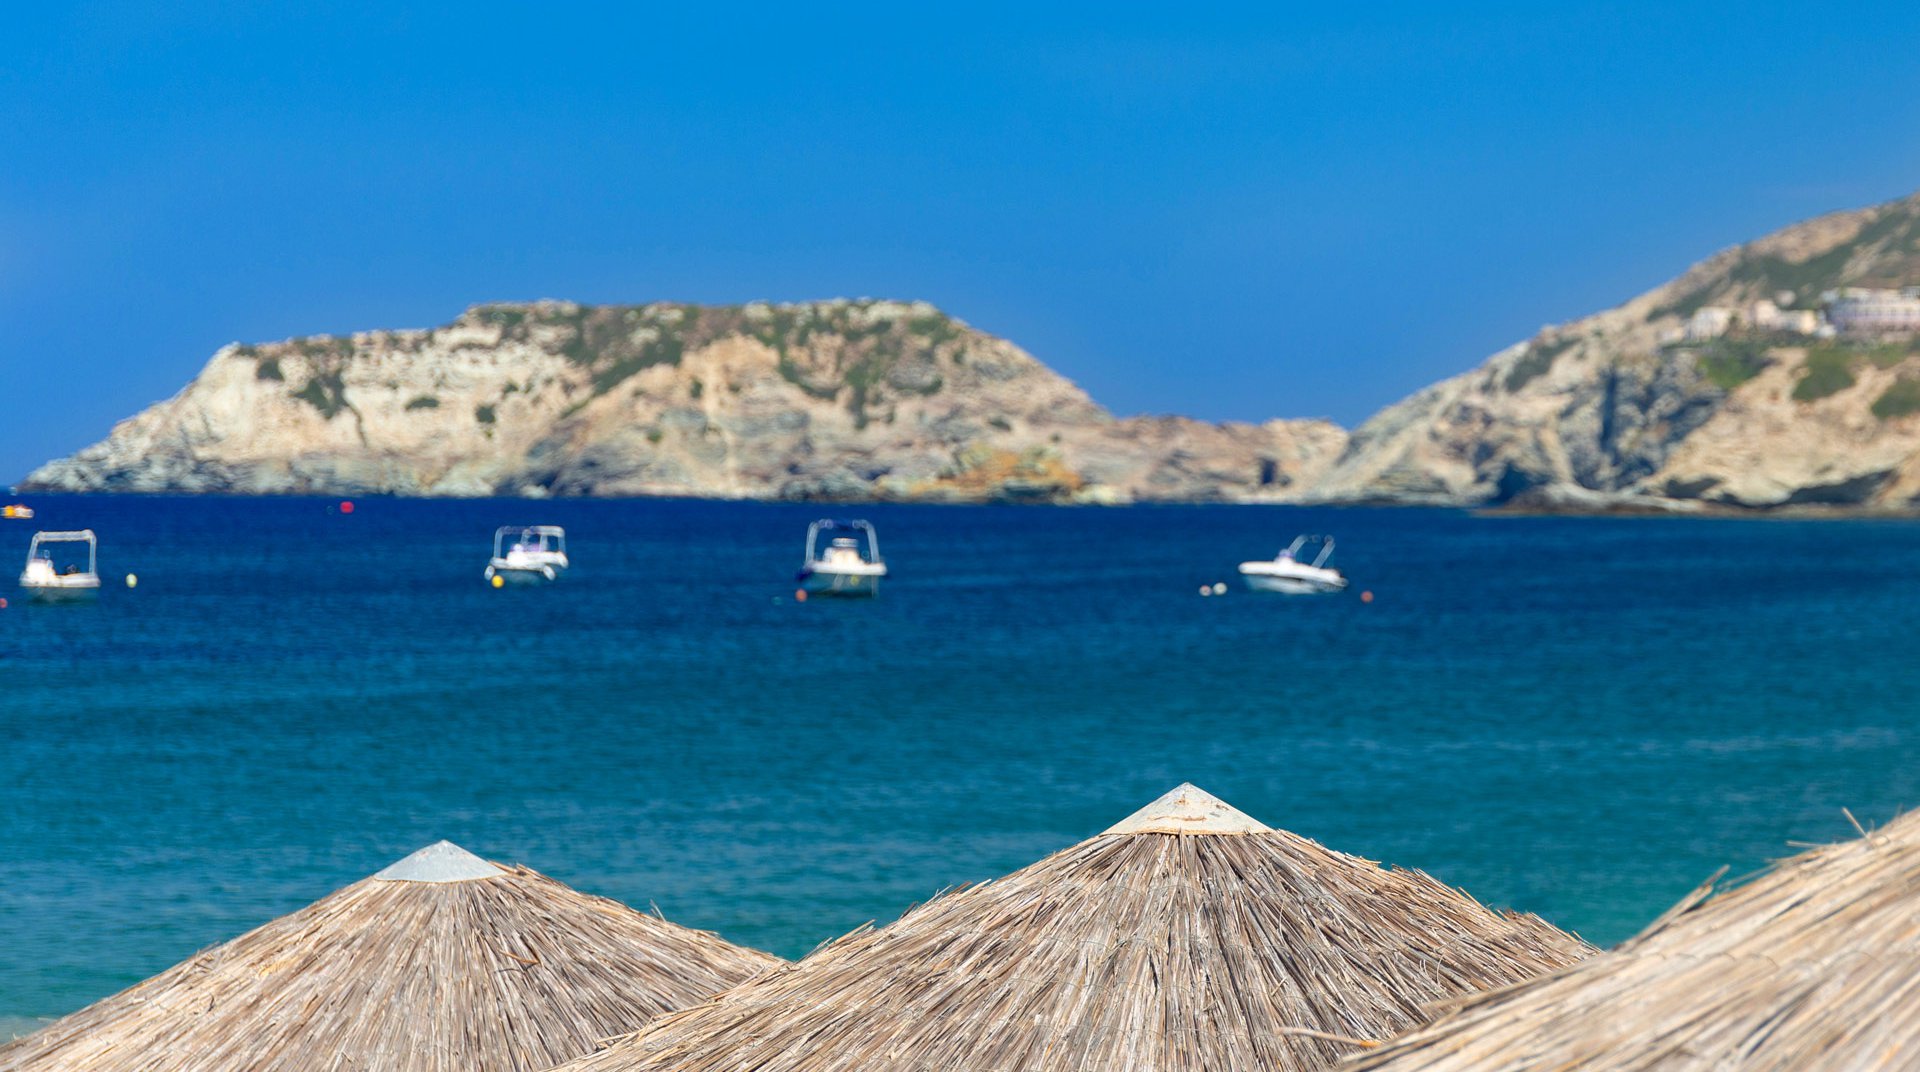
[1310,190,1920,512]
[21,300,1345,503]
[23,191,1920,511]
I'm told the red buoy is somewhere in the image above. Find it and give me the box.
[339,500,355,515]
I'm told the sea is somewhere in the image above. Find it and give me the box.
[3,494,1918,1024]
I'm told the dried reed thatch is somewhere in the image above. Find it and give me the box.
[553,783,1590,1072]
[1346,806,1920,1071]
[0,841,780,1072]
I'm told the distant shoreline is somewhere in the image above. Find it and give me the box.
[12,487,1920,520]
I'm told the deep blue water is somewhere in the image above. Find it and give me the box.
[3,495,1919,1022]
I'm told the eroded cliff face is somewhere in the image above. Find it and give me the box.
[1312,191,1920,510]
[23,299,1347,503]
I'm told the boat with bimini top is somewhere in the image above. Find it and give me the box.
[796,519,886,596]
[484,525,569,584]
[19,529,101,602]
[1238,534,1347,594]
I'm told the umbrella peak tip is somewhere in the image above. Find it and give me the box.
[1103,783,1272,836]
[373,840,506,883]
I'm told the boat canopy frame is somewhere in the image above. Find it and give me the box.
[804,519,882,565]
[27,529,98,575]
[1282,534,1336,569]
[493,525,566,559]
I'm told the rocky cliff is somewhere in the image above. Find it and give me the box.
[1311,191,1920,511]
[22,300,1347,503]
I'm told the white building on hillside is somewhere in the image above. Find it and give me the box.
[1684,306,1735,341]
[1824,287,1920,336]
[1748,299,1821,335]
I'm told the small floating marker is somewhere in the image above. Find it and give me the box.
[795,589,808,602]
[1360,590,1374,603]
[1198,585,1211,597]
[491,574,505,589]
[1212,582,1227,595]
[125,574,138,589]
[339,500,355,515]
[0,597,8,609]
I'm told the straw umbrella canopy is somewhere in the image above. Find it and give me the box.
[1345,806,1920,1072]
[0,841,780,1072]
[554,783,1591,1072]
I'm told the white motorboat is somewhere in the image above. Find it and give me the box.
[484,525,569,584]
[19,529,101,603]
[796,519,886,596]
[2,504,33,520]
[1238,535,1348,595]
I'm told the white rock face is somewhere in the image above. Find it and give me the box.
[1311,191,1920,511]
[25,300,1348,503]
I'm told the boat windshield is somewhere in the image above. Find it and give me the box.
[495,525,564,557]
[1288,536,1336,569]
[806,520,881,565]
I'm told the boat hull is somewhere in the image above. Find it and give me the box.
[485,562,560,585]
[798,569,883,597]
[22,582,100,603]
[1239,567,1346,595]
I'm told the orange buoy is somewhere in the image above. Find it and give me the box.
[1360,590,1374,603]
[794,589,808,602]
[339,500,355,514]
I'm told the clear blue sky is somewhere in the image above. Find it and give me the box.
[6,2,1920,481]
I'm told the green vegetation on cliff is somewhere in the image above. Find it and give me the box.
[1794,340,1920,403]
[1794,346,1858,401]
[1695,337,1775,389]
[1504,336,1579,391]
[1872,376,1920,420]
[461,299,966,430]
[292,369,350,419]
[749,301,957,427]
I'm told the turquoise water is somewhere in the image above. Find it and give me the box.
[3,495,1918,1022]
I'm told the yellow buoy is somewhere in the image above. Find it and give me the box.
[491,574,504,588]
[125,574,138,589]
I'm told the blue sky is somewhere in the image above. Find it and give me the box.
[5,2,1920,480]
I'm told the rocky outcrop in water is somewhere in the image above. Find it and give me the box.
[22,300,1347,503]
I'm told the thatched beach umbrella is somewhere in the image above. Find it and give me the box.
[554,783,1590,1072]
[1345,807,1920,1071]
[0,841,780,1072]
